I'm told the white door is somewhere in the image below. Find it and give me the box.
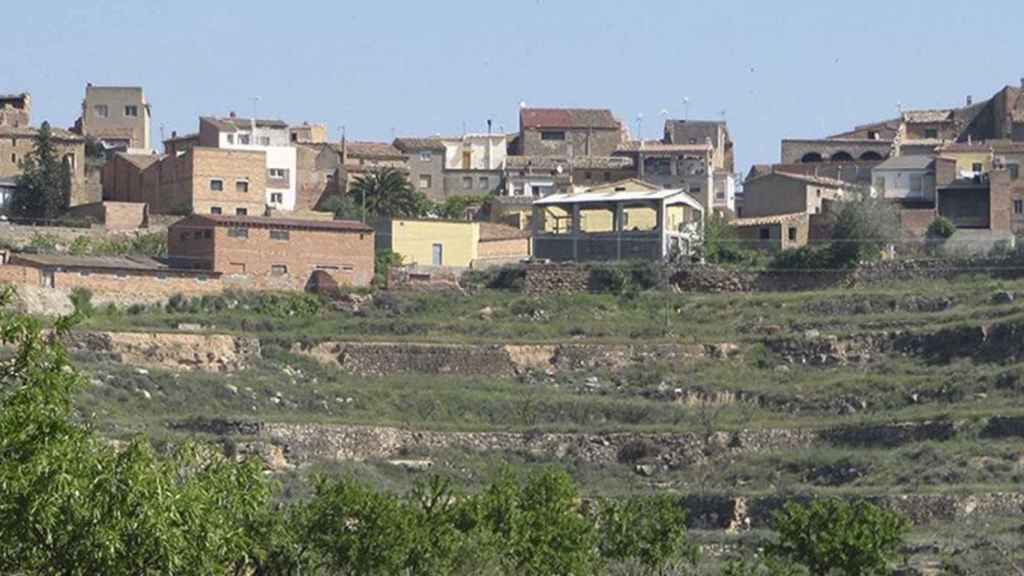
[432,243,444,267]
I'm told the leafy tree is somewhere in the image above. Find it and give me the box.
[11,122,72,220]
[0,286,274,575]
[598,494,697,575]
[828,192,899,268]
[766,498,910,576]
[320,193,365,221]
[351,167,430,219]
[702,212,750,264]
[926,216,956,240]
[435,194,490,220]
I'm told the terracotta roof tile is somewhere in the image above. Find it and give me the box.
[520,108,620,130]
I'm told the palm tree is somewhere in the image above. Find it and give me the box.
[350,167,428,221]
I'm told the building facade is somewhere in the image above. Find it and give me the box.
[393,138,447,200]
[0,124,88,207]
[169,214,374,288]
[76,85,151,152]
[742,172,852,219]
[518,108,623,157]
[0,93,30,128]
[199,115,297,211]
[376,219,529,269]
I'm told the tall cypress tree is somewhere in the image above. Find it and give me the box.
[12,122,72,220]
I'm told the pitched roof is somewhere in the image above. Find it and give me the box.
[616,140,712,153]
[520,108,619,130]
[503,155,633,170]
[479,222,531,242]
[873,156,936,171]
[0,125,84,142]
[178,213,374,233]
[730,213,809,227]
[115,152,161,171]
[201,116,289,132]
[393,137,446,152]
[343,141,404,160]
[747,171,851,188]
[664,120,728,146]
[902,110,955,123]
[9,253,171,272]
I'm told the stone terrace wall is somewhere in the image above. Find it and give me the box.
[525,263,590,295]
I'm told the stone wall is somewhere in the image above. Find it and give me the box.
[66,331,260,372]
[525,263,590,295]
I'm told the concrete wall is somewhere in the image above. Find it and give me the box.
[81,86,150,150]
[388,219,479,268]
[742,174,809,218]
[874,168,936,201]
[405,148,446,200]
[443,135,508,170]
[520,127,621,157]
[442,170,502,198]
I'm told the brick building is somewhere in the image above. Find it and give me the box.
[0,93,31,128]
[75,85,151,151]
[104,147,267,215]
[168,214,374,288]
[199,115,297,210]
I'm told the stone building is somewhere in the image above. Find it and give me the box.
[393,137,446,200]
[518,108,624,157]
[75,85,151,152]
[290,123,328,144]
[294,143,342,211]
[168,213,374,288]
[742,172,854,219]
[199,115,297,210]
[163,132,199,158]
[103,147,267,215]
[0,124,89,208]
[0,93,30,128]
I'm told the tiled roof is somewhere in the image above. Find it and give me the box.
[10,253,170,272]
[0,125,84,142]
[874,156,935,171]
[730,213,808,227]
[748,171,851,188]
[201,116,289,132]
[479,222,531,242]
[181,213,374,233]
[504,155,632,170]
[393,137,446,152]
[164,132,199,143]
[344,141,405,160]
[902,110,955,123]
[520,108,619,130]
[116,152,161,171]
[617,140,712,153]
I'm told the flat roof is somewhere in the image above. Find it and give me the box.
[8,253,214,276]
[534,187,704,211]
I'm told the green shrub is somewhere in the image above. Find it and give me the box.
[69,287,94,316]
[589,265,630,294]
[770,245,833,270]
[489,265,527,291]
[27,232,59,253]
[926,217,956,240]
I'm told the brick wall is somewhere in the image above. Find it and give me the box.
[66,202,149,230]
[900,208,937,237]
[475,238,530,268]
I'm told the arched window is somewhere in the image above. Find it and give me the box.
[860,151,884,161]
[830,151,854,162]
[800,152,823,163]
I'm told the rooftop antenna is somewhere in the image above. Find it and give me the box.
[683,97,690,120]
[636,113,644,141]
[249,96,260,137]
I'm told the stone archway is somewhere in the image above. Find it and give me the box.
[860,151,884,161]
[801,152,824,163]
[830,151,854,162]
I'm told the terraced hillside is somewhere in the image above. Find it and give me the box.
[68,276,1024,574]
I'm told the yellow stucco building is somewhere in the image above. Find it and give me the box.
[376,219,530,269]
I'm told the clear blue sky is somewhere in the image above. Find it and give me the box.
[3,0,1021,172]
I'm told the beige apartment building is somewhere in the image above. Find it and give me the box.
[76,85,151,151]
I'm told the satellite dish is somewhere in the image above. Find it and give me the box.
[556,164,564,174]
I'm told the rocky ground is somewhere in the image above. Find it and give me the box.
[55,275,1024,574]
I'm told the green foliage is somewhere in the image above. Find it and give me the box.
[589,261,665,295]
[0,286,275,575]
[828,193,900,268]
[703,212,763,266]
[320,193,365,221]
[351,167,431,219]
[67,232,168,257]
[770,244,834,270]
[26,232,60,253]
[927,216,956,240]
[435,194,490,220]
[11,122,72,220]
[767,498,910,576]
[374,250,404,287]
[598,494,696,574]
[69,287,94,317]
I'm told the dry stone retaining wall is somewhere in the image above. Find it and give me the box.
[66,331,260,372]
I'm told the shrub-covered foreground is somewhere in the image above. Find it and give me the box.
[0,288,911,575]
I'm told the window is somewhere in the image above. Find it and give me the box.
[94,104,109,118]
[867,130,879,140]
[788,227,797,241]
[235,180,249,193]
[419,174,432,189]
[759,227,771,240]
[910,174,923,194]
[210,179,224,192]
[258,136,270,146]
[924,128,939,139]
[419,151,432,162]
[270,192,284,204]
[203,230,212,239]
[227,227,248,238]
[1015,200,1023,215]
[689,186,701,195]
[210,207,222,214]
[124,105,138,117]
[584,171,593,180]
[235,208,248,216]
[479,177,489,190]
[227,134,235,144]
[540,131,565,141]
[238,134,251,145]
[268,168,287,179]
[270,230,290,241]
[10,153,16,164]
[972,162,983,174]
[180,231,190,241]
[463,176,473,190]
[1011,164,1020,180]
[271,265,288,276]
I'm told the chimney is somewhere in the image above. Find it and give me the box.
[171,130,177,138]
[966,95,973,106]
[1020,77,1024,88]
[487,119,493,134]
[229,111,236,118]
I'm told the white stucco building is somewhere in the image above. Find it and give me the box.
[199,115,298,211]
[441,133,509,170]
